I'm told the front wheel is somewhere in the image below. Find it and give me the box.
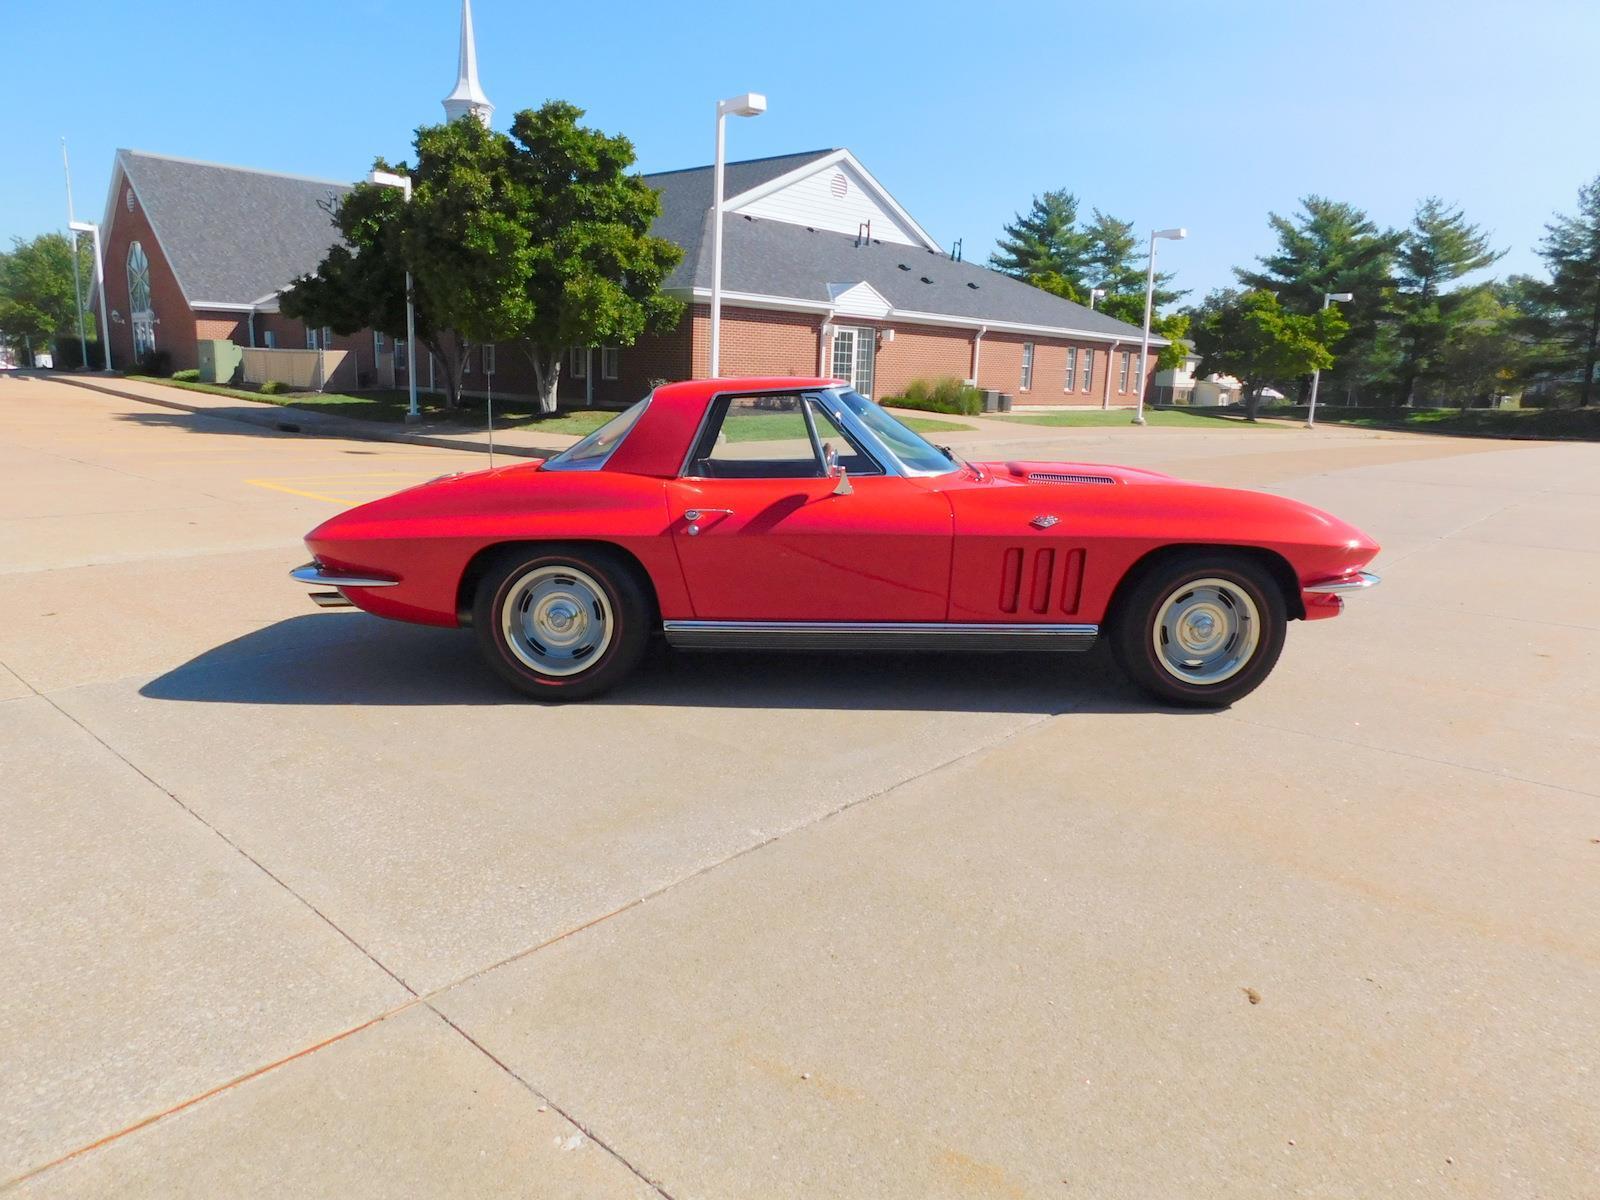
[1109,554,1287,708]
[472,546,650,700]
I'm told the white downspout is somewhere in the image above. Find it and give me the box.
[971,325,987,386]
[1102,341,1119,409]
[818,312,835,376]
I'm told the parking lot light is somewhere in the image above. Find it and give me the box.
[1133,228,1186,425]
[367,170,420,424]
[710,92,767,377]
[1307,291,1355,429]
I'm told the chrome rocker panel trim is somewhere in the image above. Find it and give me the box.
[1302,570,1381,594]
[662,620,1099,653]
[290,562,400,589]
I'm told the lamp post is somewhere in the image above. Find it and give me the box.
[709,92,766,377]
[1132,227,1185,425]
[1306,291,1353,429]
[368,170,420,423]
[68,220,112,373]
[1088,287,1105,310]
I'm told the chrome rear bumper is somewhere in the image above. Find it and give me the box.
[1303,570,1381,594]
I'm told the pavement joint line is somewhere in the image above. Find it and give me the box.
[1359,595,1600,634]
[1217,710,1600,802]
[423,1004,677,1200]
[10,694,1068,1186]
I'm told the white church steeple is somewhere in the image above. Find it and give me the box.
[442,0,493,126]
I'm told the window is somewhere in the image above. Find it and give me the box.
[1064,347,1078,391]
[600,346,619,380]
[1081,349,1093,393]
[322,326,333,349]
[263,330,277,349]
[543,396,649,472]
[830,326,875,397]
[686,393,880,480]
[568,347,588,378]
[374,331,385,356]
[1119,350,1131,393]
[126,242,151,312]
[393,338,406,369]
[1020,342,1035,391]
[306,327,319,350]
[482,343,496,375]
[461,342,471,374]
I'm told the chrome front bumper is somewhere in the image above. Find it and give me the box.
[291,562,398,609]
[1303,570,1381,594]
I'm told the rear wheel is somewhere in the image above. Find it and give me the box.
[1109,553,1287,708]
[472,546,650,700]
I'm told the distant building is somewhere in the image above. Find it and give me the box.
[94,1,1160,406]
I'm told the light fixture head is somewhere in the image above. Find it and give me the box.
[1090,288,1106,298]
[1153,227,1187,241]
[367,170,412,198]
[1327,291,1355,302]
[719,92,767,118]
[69,219,96,234]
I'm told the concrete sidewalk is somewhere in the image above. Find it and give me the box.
[50,372,582,460]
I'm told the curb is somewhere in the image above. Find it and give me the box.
[51,374,559,459]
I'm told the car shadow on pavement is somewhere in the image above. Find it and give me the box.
[139,613,1190,715]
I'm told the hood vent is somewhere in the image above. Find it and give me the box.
[1028,471,1117,486]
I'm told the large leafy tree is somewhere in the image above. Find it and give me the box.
[1192,289,1347,419]
[284,100,682,412]
[1391,197,1503,405]
[1434,289,1526,410]
[0,233,94,363]
[1515,173,1600,407]
[989,190,1089,284]
[1236,197,1401,399]
[506,101,684,412]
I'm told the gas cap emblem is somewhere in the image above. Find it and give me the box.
[1030,514,1059,530]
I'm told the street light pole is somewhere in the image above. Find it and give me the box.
[1306,291,1354,429]
[709,92,766,377]
[62,139,88,370]
[368,171,419,423]
[1088,287,1105,311]
[1132,227,1185,425]
[69,220,112,373]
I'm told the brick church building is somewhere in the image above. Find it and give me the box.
[95,1,1160,409]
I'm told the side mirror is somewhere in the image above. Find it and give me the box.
[828,462,853,496]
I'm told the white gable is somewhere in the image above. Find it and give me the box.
[732,158,930,248]
[827,280,893,319]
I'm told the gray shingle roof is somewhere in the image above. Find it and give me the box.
[115,150,350,306]
[645,155,1148,341]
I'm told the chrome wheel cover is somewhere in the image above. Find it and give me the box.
[1152,577,1260,686]
[500,565,613,677]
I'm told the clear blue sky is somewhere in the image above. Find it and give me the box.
[3,0,1596,300]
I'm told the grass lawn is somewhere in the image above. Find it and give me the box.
[123,375,972,439]
[1270,405,1600,441]
[994,407,1268,429]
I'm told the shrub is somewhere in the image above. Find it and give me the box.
[171,369,200,383]
[259,379,289,395]
[133,349,173,377]
[884,375,983,415]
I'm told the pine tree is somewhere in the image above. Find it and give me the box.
[1393,198,1503,404]
[1519,174,1600,407]
[1082,209,1182,312]
[1236,197,1401,400]
[989,191,1089,285]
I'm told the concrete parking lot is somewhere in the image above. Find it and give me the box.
[3,372,1597,1198]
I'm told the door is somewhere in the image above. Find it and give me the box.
[830,326,876,398]
[666,392,951,621]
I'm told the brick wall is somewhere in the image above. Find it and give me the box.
[690,303,825,379]
[101,184,196,371]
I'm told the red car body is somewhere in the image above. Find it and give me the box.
[296,376,1379,701]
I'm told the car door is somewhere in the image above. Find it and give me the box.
[665,392,952,621]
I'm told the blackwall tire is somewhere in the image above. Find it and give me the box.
[472,546,650,701]
[1109,553,1287,708]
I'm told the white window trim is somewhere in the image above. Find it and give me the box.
[1020,341,1035,391]
[568,347,588,379]
[1064,347,1077,392]
[600,345,619,381]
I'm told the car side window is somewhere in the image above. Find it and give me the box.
[687,394,880,479]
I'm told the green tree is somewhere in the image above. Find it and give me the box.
[505,101,684,412]
[989,190,1089,285]
[1434,290,1526,410]
[1081,210,1183,314]
[0,233,93,364]
[284,101,682,413]
[1392,197,1503,405]
[1515,173,1600,407]
[1236,197,1401,399]
[1028,271,1082,303]
[1192,289,1347,419]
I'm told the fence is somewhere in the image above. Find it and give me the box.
[238,347,355,392]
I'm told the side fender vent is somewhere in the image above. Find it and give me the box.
[999,546,1088,615]
[1028,471,1116,485]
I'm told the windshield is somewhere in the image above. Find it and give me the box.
[827,387,957,475]
[542,396,649,471]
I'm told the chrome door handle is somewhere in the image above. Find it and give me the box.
[683,508,734,521]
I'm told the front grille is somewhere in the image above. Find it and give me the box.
[1027,471,1116,485]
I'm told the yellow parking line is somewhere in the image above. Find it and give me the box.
[245,479,365,504]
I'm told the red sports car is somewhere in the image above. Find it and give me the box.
[292,377,1379,706]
